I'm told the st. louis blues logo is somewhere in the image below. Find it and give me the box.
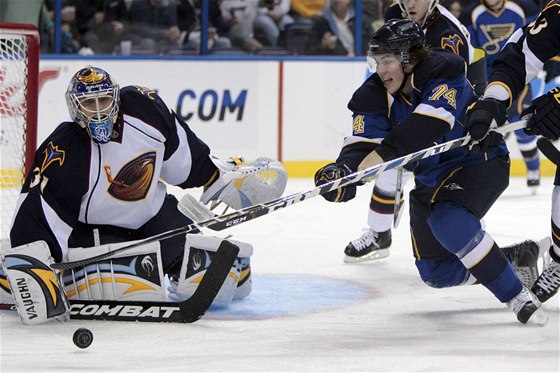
[105,152,156,201]
[41,142,65,173]
[440,34,464,55]
[3,254,67,319]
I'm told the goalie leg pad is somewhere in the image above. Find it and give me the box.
[0,264,15,304]
[64,241,167,302]
[1,241,70,325]
[169,234,253,306]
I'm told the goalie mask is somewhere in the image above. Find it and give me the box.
[65,66,120,144]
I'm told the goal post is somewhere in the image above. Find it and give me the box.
[0,23,40,246]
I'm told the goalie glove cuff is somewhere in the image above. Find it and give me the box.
[200,155,287,210]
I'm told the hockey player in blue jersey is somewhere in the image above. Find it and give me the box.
[461,0,541,189]
[465,0,560,304]
[315,19,547,324]
[344,0,487,263]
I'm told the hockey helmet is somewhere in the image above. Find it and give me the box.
[367,19,425,71]
[65,66,120,144]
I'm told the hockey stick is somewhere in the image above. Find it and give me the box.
[537,137,560,166]
[393,166,405,228]
[3,241,239,323]
[52,120,526,271]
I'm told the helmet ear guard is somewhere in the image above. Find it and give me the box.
[65,66,120,144]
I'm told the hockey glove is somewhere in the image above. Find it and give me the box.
[314,163,356,203]
[524,87,560,140]
[464,98,507,152]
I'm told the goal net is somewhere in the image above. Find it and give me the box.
[0,23,39,247]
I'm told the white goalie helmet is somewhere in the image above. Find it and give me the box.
[65,66,120,144]
[201,156,288,210]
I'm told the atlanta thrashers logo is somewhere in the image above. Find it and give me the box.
[105,152,156,201]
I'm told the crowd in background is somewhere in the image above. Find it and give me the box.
[0,0,554,58]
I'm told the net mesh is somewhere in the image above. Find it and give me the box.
[0,30,32,244]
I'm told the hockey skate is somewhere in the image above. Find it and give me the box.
[507,286,548,325]
[526,169,540,188]
[344,229,391,263]
[502,237,551,288]
[531,247,560,303]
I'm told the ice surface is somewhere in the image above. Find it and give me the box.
[1,177,558,372]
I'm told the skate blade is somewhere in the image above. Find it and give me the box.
[529,308,549,327]
[343,249,390,263]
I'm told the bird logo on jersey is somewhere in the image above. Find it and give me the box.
[105,152,156,201]
[440,35,463,56]
[41,142,65,173]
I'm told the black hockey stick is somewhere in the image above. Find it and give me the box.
[52,120,526,271]
[4,241,238,323]
[537,137,560,166]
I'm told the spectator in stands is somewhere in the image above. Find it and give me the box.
[220,0,263,52]
[82,0,129,54]
[440,0,463,18]
[290,0,326,23]
[254,0,294,47]
[305,0,374,56]
[128,0,181,52]
[176,0,232,51]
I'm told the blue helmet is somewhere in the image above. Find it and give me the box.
[65,66,120,144]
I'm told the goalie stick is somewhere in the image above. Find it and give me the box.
[537,137,560,166]
[3,241,238,323]
[52,120,526,271]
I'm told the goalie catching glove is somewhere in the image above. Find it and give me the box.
[201,156,288,210]
[523,87,560,140]
[314,163,356,202]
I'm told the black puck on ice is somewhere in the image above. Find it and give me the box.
[73,328,93,349]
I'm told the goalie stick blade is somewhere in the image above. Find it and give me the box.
[537,137,560,166]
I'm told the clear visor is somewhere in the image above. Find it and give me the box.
[367,53,403,73]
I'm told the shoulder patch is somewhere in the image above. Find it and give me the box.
[41,142,66,173]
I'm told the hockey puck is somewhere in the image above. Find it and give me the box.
[72,328,93,349]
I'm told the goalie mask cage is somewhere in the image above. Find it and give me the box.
[0,23,39,247]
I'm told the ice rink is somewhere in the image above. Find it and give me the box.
[1,176,559,372]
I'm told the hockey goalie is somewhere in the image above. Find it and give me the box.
[0,66,287,325]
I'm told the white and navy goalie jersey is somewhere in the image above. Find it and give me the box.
[10,86,217,262]
[486,0,560,105]
[337,49,509,188]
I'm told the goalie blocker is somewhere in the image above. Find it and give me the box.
[1,234,252,324]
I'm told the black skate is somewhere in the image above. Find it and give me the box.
[507,287,548,325]
[502,237,550,288]
[531,247,560,303]
[344,229,391,263]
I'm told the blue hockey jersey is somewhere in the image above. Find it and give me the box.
[461,0,539,77]
[337,49,508,188]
